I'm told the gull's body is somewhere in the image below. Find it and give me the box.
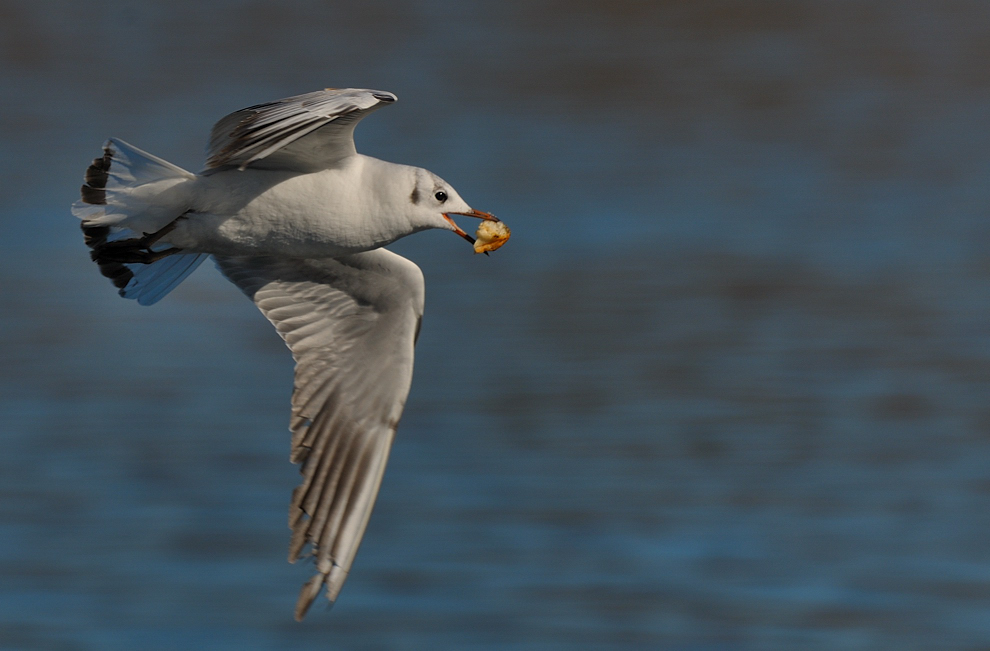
[71,88,501,620]
[161,156,448,258]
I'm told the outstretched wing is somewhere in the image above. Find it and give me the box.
[204,88,397,173]
[214,248,424,620]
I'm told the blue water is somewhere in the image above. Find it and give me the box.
[4,2,990,649]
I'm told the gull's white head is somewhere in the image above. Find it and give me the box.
[406,167,499,247]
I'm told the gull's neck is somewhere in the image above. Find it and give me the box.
[356,155,433,236]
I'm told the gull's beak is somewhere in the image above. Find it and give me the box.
[447,209,500,222]
[442,214,476,244]
[442,210,500,245]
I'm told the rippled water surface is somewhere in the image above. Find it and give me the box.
[4,2,990,649]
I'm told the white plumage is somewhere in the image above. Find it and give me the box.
[72,88,503,619]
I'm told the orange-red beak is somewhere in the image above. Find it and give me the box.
[442,210,499,245]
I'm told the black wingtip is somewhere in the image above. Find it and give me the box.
[81,223,135,290]
[80,146,112,206]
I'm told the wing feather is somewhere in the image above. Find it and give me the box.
[204,88,397,173]
[214,248,425,620]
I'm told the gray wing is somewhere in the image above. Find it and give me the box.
[214,248,425,621]
[204,88,397,173]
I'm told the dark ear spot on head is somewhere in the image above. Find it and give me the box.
[410,185,419,204]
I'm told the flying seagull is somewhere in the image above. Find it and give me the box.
[71,88,509,620]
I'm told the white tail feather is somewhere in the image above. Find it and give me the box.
[75,138,204,303]
[72,138,195,234]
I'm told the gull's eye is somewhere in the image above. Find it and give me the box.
[434,191,448,203]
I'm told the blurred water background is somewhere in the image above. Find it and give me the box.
[3,1,990,649]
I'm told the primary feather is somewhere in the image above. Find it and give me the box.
[216,250,424,620]
[204,88,397,172]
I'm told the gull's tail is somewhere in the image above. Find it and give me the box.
[72,138,208,305]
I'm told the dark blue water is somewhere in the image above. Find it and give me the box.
[4,2,990,648]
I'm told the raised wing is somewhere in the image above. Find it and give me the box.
[214,248,424,620]
[204,88,397,173]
